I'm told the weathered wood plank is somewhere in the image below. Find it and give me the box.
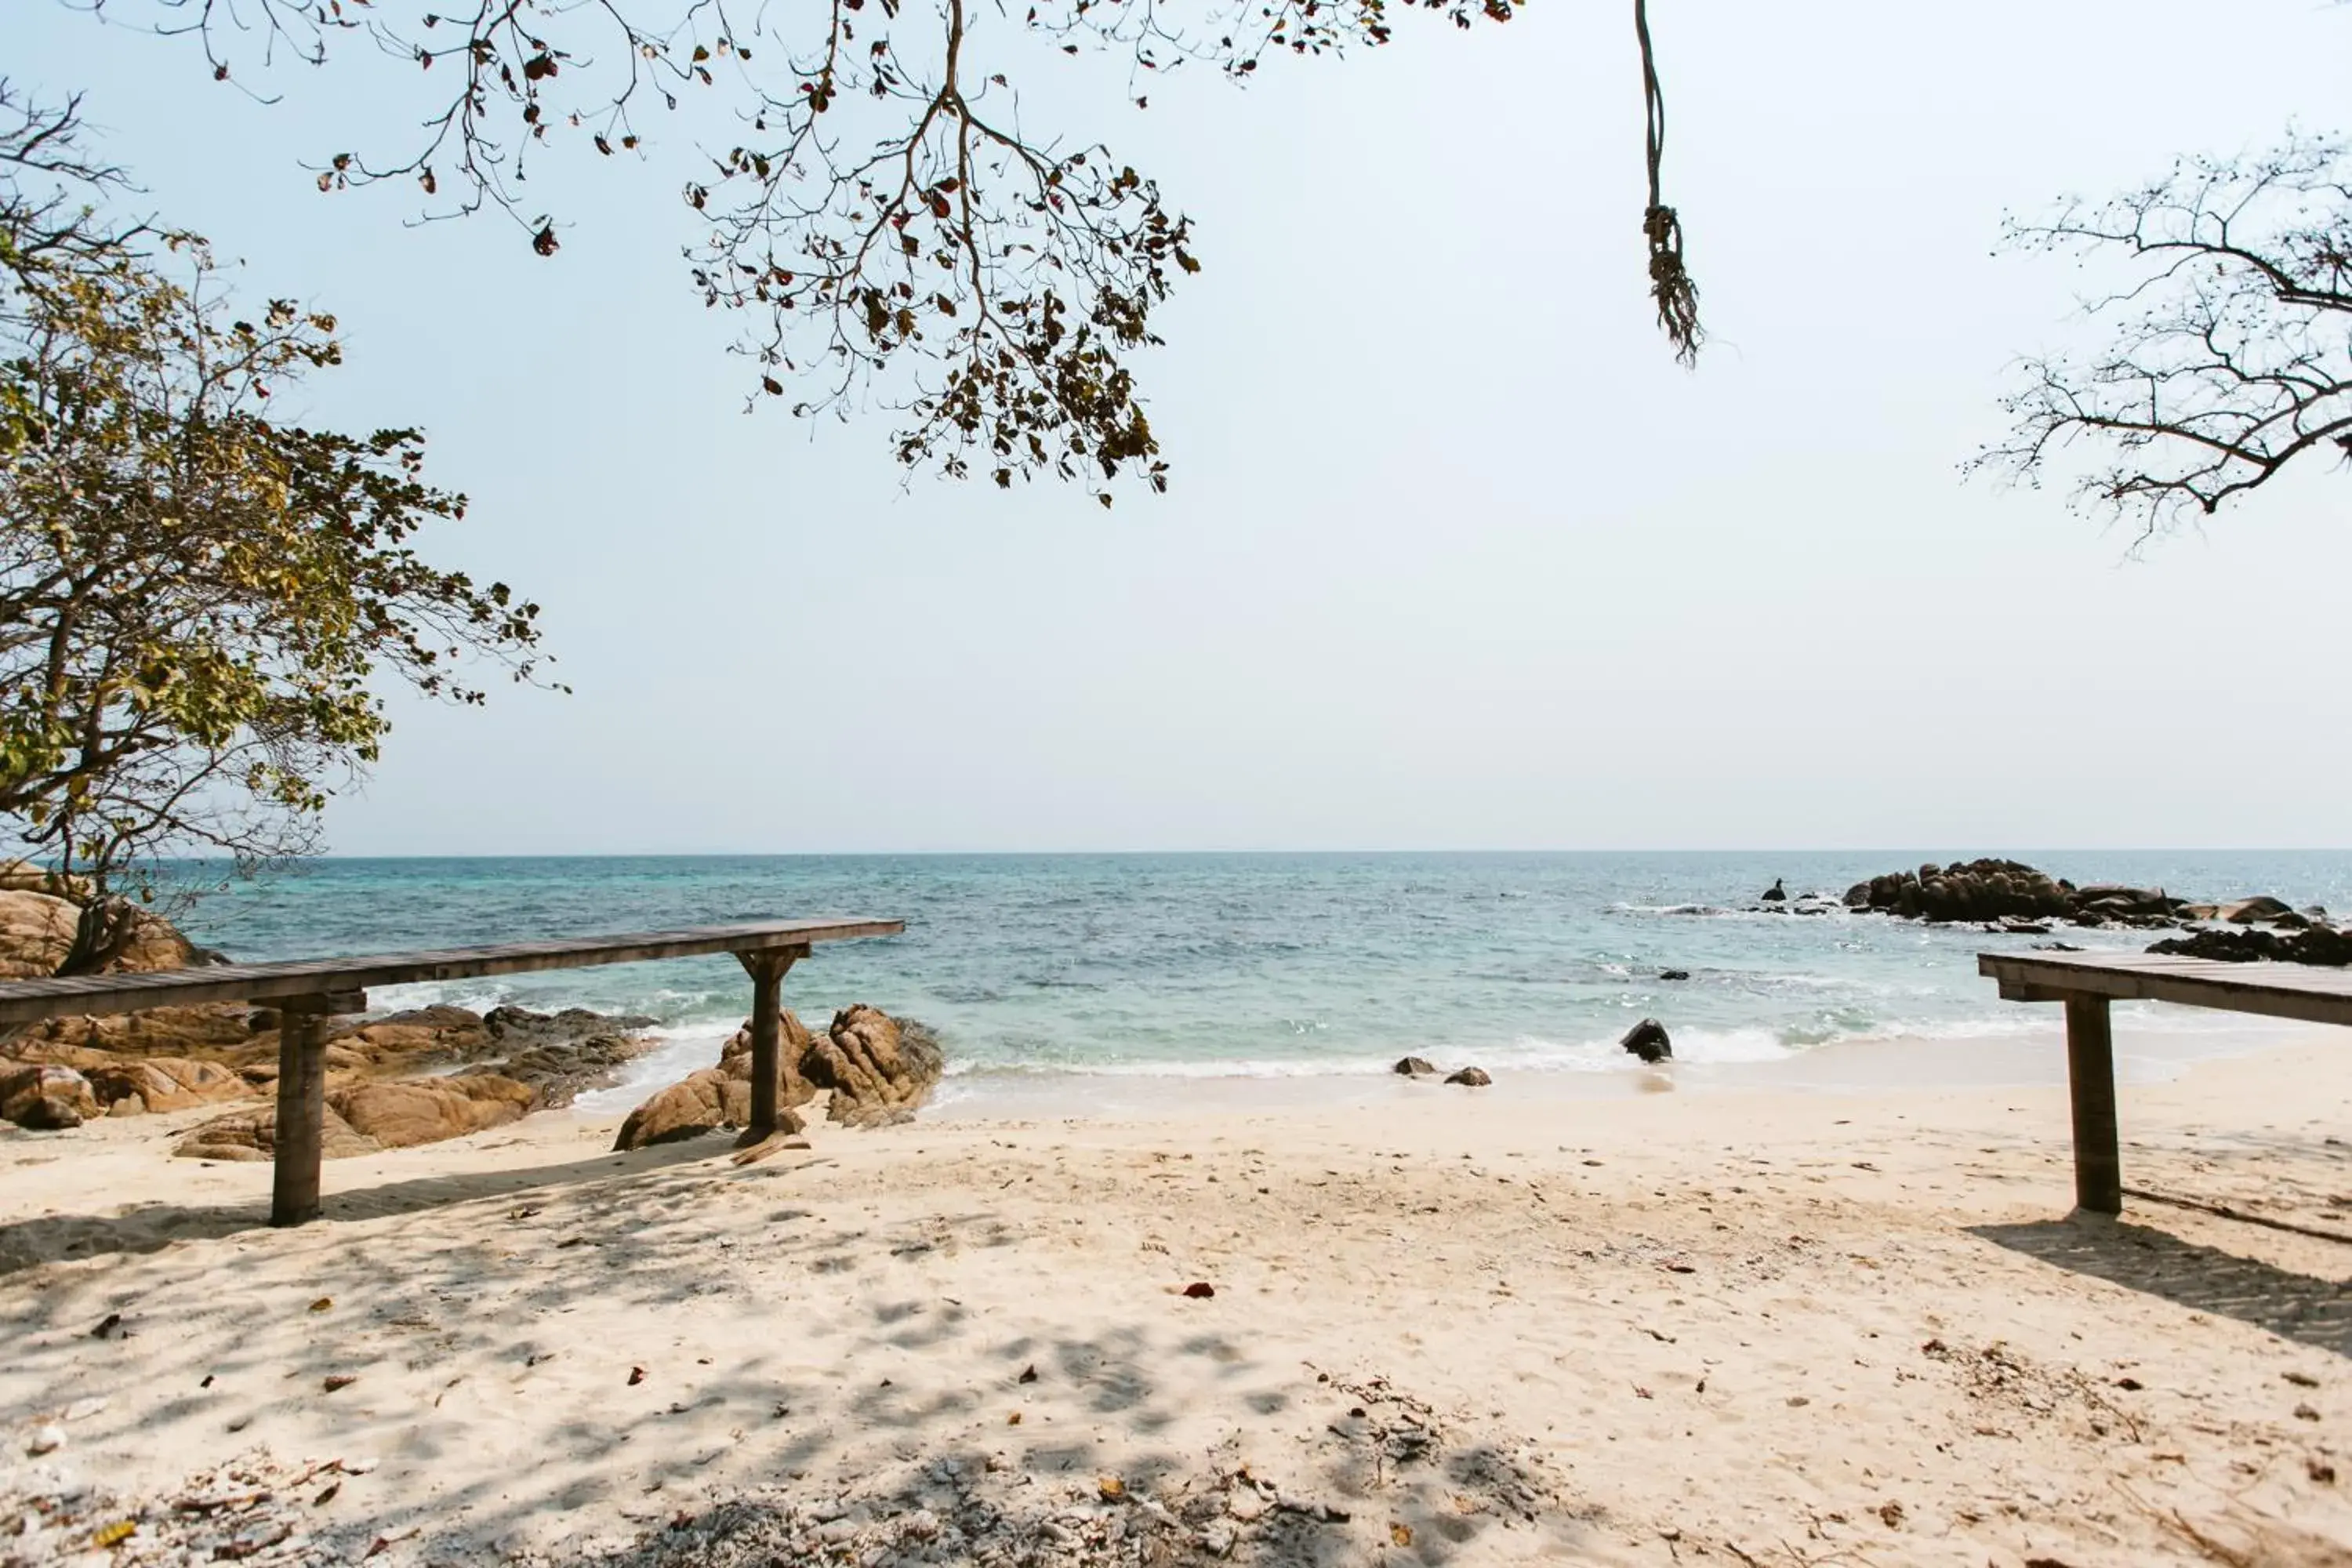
[1978,951,2352,1029]
[0,918,903,1025]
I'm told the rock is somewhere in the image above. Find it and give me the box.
[1392,1056,1438,1076]
[612,1066,755,1150]
[2073,884,2176,918]
[2176,904,2220,921]
[20,1002,260,1058]
[24,1424,64,1457]
[1621,1018,1672,1065]
[1759,878,1787,902]
[175,1102,383,1162]
[107,906,202,973]
[2219,896,2295,925]
[79,1056,252,1115]
[802,1005,944,1127]
[0,891,78,978]
[2276,910,2314,931]
[332,1076,536,1149]
[1443,1066,1490,1087]
[485,1004,659,1042]
[2149,927,2352,967]
[1658,969,1691,982]
[0,858,92,899]
[720,1009,818,1108]
[468,1033,650,1110]
[0,1064,99,1129]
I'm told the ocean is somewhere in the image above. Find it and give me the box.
[175,851,2352,1115]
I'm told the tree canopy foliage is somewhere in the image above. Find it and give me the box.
[71,0,1703,501]
[0,86,550,898]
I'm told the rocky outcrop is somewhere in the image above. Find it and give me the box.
[1621,1018,1672,1065]
[1842,861,2078,923]
[332,1076,537,1148]
[0,859,92,900]
[2148,927,2352,967]
[82,1057,249,1116]
[612,1004,941,1146]
[610,1009,817,1151]
[175,1102,383,1163]
[612,1067,764,1150]
[2219,896,2295,925]
[1445,1066,1491,1087]
[0,893,79,979]
[804,1005,944,1127]
[172,1073,539,1160]
[20,1003,260,1060]
[1393,1056,1437,1076]
[0,1064,100,1129]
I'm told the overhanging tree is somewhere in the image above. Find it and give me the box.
[1977,133,2352,543]
[67,0,1704,501]
[0,88,551,913]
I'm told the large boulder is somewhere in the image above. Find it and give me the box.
[0,891,78,979]
[332,1076,536,1149]
[22,1003,260,1060]
[610,1010,815,1150]
[2219,896,2295,925]
[803,1005,944,1127]
[0,860,92,900]
[612,1066,764,1150]
[0,1065,100,1129]
[82,1057,252,1116]
[175,1102,383,1162]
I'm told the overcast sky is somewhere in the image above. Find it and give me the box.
[16,0,2352,852]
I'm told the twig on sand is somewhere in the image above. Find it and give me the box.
[730,1132,811,1167]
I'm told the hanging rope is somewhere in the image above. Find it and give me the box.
[1635,0,1701,365]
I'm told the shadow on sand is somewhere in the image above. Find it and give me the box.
[1973,1214,2352,1358]
[0,1135,725,1277]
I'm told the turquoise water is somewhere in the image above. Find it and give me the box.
[173,852,2352,1108]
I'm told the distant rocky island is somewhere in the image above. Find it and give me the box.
[1806,858,2350,965]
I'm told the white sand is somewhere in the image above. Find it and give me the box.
[6,1035,2352,1566]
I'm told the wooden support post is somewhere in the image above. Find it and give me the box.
[2063,991,2122,1216]
[735,946,804,1138]
[270,990,361,1228]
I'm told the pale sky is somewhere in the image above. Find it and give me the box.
[16,0,2352,852]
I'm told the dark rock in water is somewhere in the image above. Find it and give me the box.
[1759,878,1787,903]
[1393,1056,1438,1076]
[2149,927,2352,967]
[1621,1018,1672,1065]
[1658,969,1691,982]
[1444,1066,1490,1087]
[2274,910,2314,931]
[2034,942,2084,952]
[2002,920,2052,935]
[2218,896,2294,925]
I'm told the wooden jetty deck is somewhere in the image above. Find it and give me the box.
[1980,949,2352,1215]
[0,917,904,1226]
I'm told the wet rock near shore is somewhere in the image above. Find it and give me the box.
[807,1004,945,1127]
[612,1004,942,1147]
[1444,1065,1491,1087]
[2148,927,2352,967]
[1621,1018,1672,1065]
[1392,1056,1437,1076]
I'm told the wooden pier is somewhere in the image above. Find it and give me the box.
[1980,949,2352,1215]
[0,918,903,1226]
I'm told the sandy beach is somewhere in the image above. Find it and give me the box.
[5,1035,2352,1566]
